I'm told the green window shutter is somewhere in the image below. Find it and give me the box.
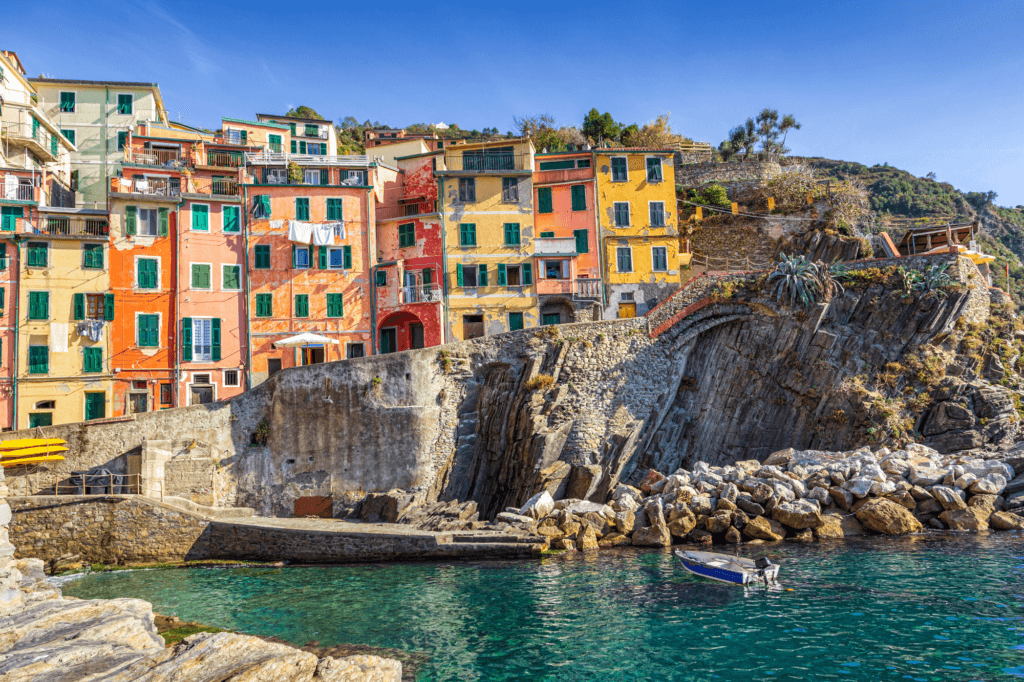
[117,131,127,151]
[104,293,115,320]
[224,266,240,290]
[498,263,507,286]
[296,198,309,221]
[181,318,192,360]
[62,129,75,145]
[28,292,45,320]
[192,205,208,230]
[422,268,432,284]
[478,264,488,286]
[73,293,85,320]
[326,199,340,220]
[538,187,553,213]
[456,263,463,286]
[299,141,306,154]
[523,263,533,285]
[458,223,476,246]
[319,245,327,269]
[295,295,309,317]
[292,244,297,268]
[256,293,272,317]
[158,207,169,236]
[223,206,239,233]
[571,185,587,211]
[505,223,520,245]
[83,347,102,373]
[327,293,344,317]
[260,195,271,217]
[125,206,137,235]
[0,243,6,270]
[211,318,221,361]
[375,270,387,287]
[574,229,589,254]
[320,169,328,185]
[255,245,270,269]
[191,264,207,289]
[289,122,297,135]
[0,287,5,313]
[29,346,48,374]
[343,245,352,269]
[290,140,297,154]
[646,157,662,181]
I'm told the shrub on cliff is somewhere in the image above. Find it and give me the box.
[767,254,842,307]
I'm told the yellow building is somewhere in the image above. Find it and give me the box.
[594,148,679,318]
[438,138,537,340]
[16,214,112,427]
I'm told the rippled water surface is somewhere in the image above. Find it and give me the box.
[64,534,1024,681]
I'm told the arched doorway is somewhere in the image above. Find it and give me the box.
[539,297,576,325]
[378,310,425,353]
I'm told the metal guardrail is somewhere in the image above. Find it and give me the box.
[111,176,181,196]
[189,177,239,196]
[689,253,772,273]
[2,184,36,201]
[49,473,142,495]
[129,148,183,167]
[376,200,438,220]
[206,151,244,168]
[2,121,57,158]
[444,152,529,172]
[399,284,443,304]
[245,151,369,167]
[39,215,109,237]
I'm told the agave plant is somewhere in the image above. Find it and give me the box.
[907,263,952,295]
[766,254,823,308]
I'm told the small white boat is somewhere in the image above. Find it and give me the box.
[675,550,780,585]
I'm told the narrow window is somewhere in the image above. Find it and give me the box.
[616,247,633,273]
[223,206,240,233]
[459,223,476,246]
[59,91,76,112]
[573,229,589,254]
[502,178,519,203]
[650,202,666,227]
[82,244,104,269]
[611,157,628,182]
[28,292,49,320]
[117,93,133,115]
[295,198,310,221]
[652,246,668,272]
[137,314,159,347]
[137,258,158,289]
[570,184,587,211]
[255,293,273,317]
[254,245,271,269]
[646,157,663,182]
[537,187,553,214]
[458,178,476,203]
[192,205,209,231]
[326,293,344,318]
[614,202,630,227]
[294,294,309,317]
[504,223,521,246]
[398,222,415,248]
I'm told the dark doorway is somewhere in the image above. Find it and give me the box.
[410,323,425,349]
[463,314,484,339]
[347,343,365,359]
[267,358,282,376]
[380,327,397,354]
[301,347,325,365]
[191,385,214,405]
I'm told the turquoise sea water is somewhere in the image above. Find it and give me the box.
[63,534,1024,681]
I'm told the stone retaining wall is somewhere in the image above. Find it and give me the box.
[675,160,781,188]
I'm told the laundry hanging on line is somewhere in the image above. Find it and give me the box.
[77,320,104,343]
[288,220,313,244]
[49,323,69,353]
[311,223,335,246]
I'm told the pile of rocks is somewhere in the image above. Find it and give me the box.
[510,444,1024,550]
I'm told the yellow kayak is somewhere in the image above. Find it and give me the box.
[1,454,65,468]
[0,438,67,450]
[0,445,69,459]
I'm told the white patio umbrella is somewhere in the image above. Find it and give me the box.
[273,332,340,347]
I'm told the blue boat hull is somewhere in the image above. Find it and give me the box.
[678,557,750,584]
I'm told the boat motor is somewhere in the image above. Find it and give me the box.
[754,557,772,569]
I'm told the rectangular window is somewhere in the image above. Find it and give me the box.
[398,222,415,248]
[509,312,524,331]
[117,131,127,151]
[375,270,387,287]
[652,246,668,271]
[295,198,310,221]
[28,292,49,320]
[1,207,22,232]
[646,157,664,182]
[502,178,519,203]
[328,247,344,269]
[27,242,48,268]
[255,293,273,317]
[224,370,239,387]
[59,91,76,112]
[326,293,344,317]
[136,258,158,289]
[459,263,478,287]
[117,93,133,115]
[289,122,297,136]
[459,223,476,246]
[650,202,666,227]
[304,124,319,137]
[222,264,241,291]
[614,202,630,227]
[611,157,628,182]
[537,187,553,214]
[540,231,555,238]
[504,223,521,246]
[294,246,310,269]
[61,129,75,146]
[616,247,633,273]
[192,318,212,360]
[505,264,522,286]
[294,294,309,317]
[574,229,589,254]
[192,204,209,231]
[28,346,48,374]
[137,208,159,236]
[290,140,297,154]
[83,347,103,373]
[571,185,587,211]
[253,194,271,218]
[254,245,271,269]
[223,205,240,233]
[303,169,320,185]
[458,178,476,203]
[86,293,105,320]
[82,244,104,269]
[191,263,211,290]
[478,264,488,286]
[137,314,159,347]
[326,198,343,220]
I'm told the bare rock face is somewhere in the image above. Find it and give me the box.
[632,523,671,547]
[855,499,923,535]
[565,464,604,501]
[939,507,990,532]
[316,654,403,682]
[576,524,600,552]
[771,501,824,530]
[742,516,782,541]
[359,490,416,524]
[989,511,1024,530]
[814,514,845,539]
[598,533,632,548]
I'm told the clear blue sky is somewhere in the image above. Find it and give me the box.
[5,0,1023,205]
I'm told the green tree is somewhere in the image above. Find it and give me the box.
[754,108,801,157]
[582,109,622,144]
[286,106,324,120]
[719,118,758,161]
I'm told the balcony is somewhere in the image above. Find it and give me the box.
[38,215,109,239]
[245,151,369,167]
[110,176,181,197]
[443,152,530,173]
[534,237,577,256]
[187,177,240,196]
[1,121,58,161]
[534,167,594,185]
[399,284,443,304]
[127,148,184,168]
[574,278,602,300]
[537,278,572,295]
[376,200,438,221]
[205,151,244,168]
[1,183,37,203]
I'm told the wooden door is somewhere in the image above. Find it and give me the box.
[618,302,636,318]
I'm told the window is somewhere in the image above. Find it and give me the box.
[458,178,476,203]
[540,231,555,238]
[328,246,349,269]
[83,347,102,373]
[70,170,79,191]
[652,246,668,271]
[82,244,103,269]
[268,134,282,153]
[160,383,172,404]
[502,178,519,203]
[504,223,520,246]
[192,204,209,231]
[295,198,310,221]
[375,270,387,287]
[224,370,239,387]
[223,205,240,233]
[458,263,478,287]
[509,312,524,331]
[27,242,48,268]
[326,293,344,317]
[650,202,666,227]
[303,169,320,185]
[61,129,75,145]
[459,223,476,246]
[304,124,319,137]
[611,157,628,182]
[616,247,633,272]
[137,314,159,347]
[347,343,364,359]
[28,346,48,374]
[294,245,311,269]
[117,94,133,115]
[294,294,309,317]
[398,222,415,248]
[326,198,343,221]
[253,194,272,218]
[1,207,22,232]
[537,187,553,214]
[135,257,158,289]
[289,122,297,136]
[131,207,159,236]
[255,293,273,317]
[500,264,523,286]
[59,91,76,112]
[117,131,127,151]
[190,318,215,361]
[254,245,271,269]
[85,294,106,320]
[344,170,366,185]
[545,260,568,280]
[222,265,241,291]
[191,263,211,289]
[478,264,488,286]
[29,413,52,428]
[28,292,48,320]
[614,202,630,226]
[646,157,664,182]
[571,185,587,211]
[574,229,589,254]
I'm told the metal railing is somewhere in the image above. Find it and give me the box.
[574,278,602,299]
[39,215,110,237]
[2,184,36,201]
[399,284,443,304]
[49,473,142,495]
[444,152,529,172]
[189,177,240,196]
[111,176,181,197]
[376,200,438,221]
[206,151,244,167]
[245,151,370,167]
[268,142,283,153]
[1,121,56,157]
[129,148,183,167]
[689,252,772,273]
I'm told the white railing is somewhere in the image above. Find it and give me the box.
[574,279,601,300]
[399,284,443,304]
[245,151,368,167]
[534,237,577,255]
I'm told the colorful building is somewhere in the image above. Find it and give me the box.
[373,150,445,352]
[532,151,602,324]
[438,138,538,341]
[244,149,374,385]
[256,113,335,157]
[593,148,679,318]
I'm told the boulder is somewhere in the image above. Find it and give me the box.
[967,494,1003,517]
[989,511,1024,531]
[725,527,742,544]
[909,485,933,501]
[611,484,643,506]
[558,521,582,539]
[842,476,876,499]
[790,528,815,542]
[768,519,788,539]
[552,538,575,551]
[537,525,563,539]
[931,485,967,511]
[705,512,732,534]
[763,448,794,467]
[316,655,402,682]
[496,512,536,528]
[855,499,924,535]
[939,507,990,531]
[829,486,854,511]
[839,515,866,535]
[807,486,831,505]
[690,530,714,546]
[772,500,823,530]
[639,470,666,495]
[736,497,765,516]
[598,532,633,548]
[742,516,782,541]
[519,491,555,520]
[644,498,666,527]
[915,498,944,516]
[360,490,416,523]
[668,514,697,538]
[969,473,1007,496]
[580,512,612,538]
[716,498,737,512]
[614,510,636,536]
[720,483,739,502]
[730,509,749,530]
[632,523,671,547]
[690,496,714,516]
[908,466,945,488]
[814,514,845,539]
[576,524,600,551]
[565,464,604,501]
[886,490,916,511]
[737,479,774,503]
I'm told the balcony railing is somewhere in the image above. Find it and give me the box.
[38,215,109,238]
[245,151,369,167]
[399,284,443,304]
[188,177,240,196]
[128,148,183,167]
[206,151,244,168]
[534,237,577,255]
[111,176,181,197]
[376,200,438,221]
[2,184,36,202]
[574,278,602,300]
[534,167,594,185]
[268,143,283,153]
[1,121,57,160]
[443,152,529,173]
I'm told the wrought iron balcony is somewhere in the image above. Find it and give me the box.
[188,177,240,196]
[38,215,109,238]
[205,151,244,168]
[1,183,37,202]
[128,148,183,167]
[399,284,443,304]
[443,152,529,173]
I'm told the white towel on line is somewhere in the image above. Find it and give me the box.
[288,220,313,244]
[269,219,285,231]
[49,322,69,353]
[312,223,335,246]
